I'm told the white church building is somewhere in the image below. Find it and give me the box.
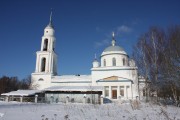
[31,13,144,103]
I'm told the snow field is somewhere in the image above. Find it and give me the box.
[0,101,180,120]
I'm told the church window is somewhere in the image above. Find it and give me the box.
[38,78,44,81]
[41,58,46,72]
[123,58,125,66]
[104,59,106,67]
[43,39,48,51]
[105,86,109,97]
[120,86,124,96]
[112,57,116,66]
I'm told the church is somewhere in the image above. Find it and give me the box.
[31,13,145,103]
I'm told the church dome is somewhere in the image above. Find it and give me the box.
[101,45,127,56]
[100,32,128,67]
[101,33,127,56]
[103,45,124,52]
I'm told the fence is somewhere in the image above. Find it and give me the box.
[45,93,101,104]
[0,96,46,103]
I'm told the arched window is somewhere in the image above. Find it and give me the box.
[43,39,48,51]
[41,58,46,72]
[123,58,125,66]
[104,59,106,67]
[112,57,116,66]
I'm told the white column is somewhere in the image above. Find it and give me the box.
[102,86,105,97]
[131,83,133,99]
[20,96,23,103]
[109,86,112,99]
[124,85,127,99]
[100,95,103,104]
[117,86,120,99]
[5,96,9,102]
[126,86,129,99]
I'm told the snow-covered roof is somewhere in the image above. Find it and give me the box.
[51,75,92,83]
[1,90,43,96]
[45,86,103,92]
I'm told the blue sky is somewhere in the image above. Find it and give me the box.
[0,0,180,79]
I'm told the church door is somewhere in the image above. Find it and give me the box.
[112,90,117,99]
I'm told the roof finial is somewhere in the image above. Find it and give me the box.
[112,31,116,46]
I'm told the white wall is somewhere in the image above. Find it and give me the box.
[31,73,52,90]
[91,67,137,84]
[101,54,128,67]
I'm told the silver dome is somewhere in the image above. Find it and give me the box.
[103,46,124,52]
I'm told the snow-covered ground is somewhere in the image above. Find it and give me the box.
[0,101,180,120]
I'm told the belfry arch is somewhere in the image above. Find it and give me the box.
[43,39,48,51]
[41,58,46,72]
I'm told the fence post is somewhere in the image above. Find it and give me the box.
[66,95,69,104]
[100,95,103,104]
[20,96,23,103]
[83,94,86,104]
[5,96,9,102]
[50,95,54,103]
[35,95,38,103]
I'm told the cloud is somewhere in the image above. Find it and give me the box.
[94,39,109,48]
[116,25,132,34]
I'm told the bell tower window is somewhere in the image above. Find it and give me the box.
[43,39,48,51]
[41,58,46,72]
[112,57,116,66]
[104,59,106,67]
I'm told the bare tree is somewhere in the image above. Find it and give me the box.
[133,25,180,103]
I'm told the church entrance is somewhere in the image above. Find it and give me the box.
[112,90,117,99]
[112,86,117,99]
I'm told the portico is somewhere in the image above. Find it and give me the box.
[101,81,133,99]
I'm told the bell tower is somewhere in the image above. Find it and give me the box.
[31,11,58,90]
[35,11,57,75]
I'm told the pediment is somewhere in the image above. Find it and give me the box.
[103,76,118,80]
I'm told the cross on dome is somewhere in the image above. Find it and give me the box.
[112,32,115,38]
[111,32,116,46]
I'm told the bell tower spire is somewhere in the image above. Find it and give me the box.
[46,9,53,28]
[48,9,53,27]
